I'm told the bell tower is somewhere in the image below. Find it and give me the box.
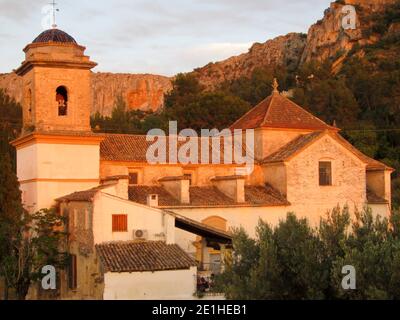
[12,28,103,213]
[15,28,97,133]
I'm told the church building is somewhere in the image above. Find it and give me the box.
[11,28,393,300]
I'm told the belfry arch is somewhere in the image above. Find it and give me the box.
[56,86,68,116]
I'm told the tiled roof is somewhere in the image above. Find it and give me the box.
[56,185,110,202]
[100,134,249,163]
[96,241,196,273]
[189,187,236,206]
[262,131,393,171]
[32,29,77,44]
[245,185,290,206]
[367,189,389,204]
[230,92,336,131]
[128,186,181,206]
[101,134,151,162]
[129,185,289,207]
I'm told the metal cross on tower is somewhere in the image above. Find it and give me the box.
[50,0,59,29]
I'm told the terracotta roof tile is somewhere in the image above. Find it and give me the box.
[56,185,110,202]
[245,185,290,206]
[96,241,196,273]
[230,92,335,131]
[101,134,151,162]
[189,186,236,206]
[128,186,181,206]
[100,134,248,163]
[129,185,289,207]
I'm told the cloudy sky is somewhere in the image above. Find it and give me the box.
[0,0,331,76]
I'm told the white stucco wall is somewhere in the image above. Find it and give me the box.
[17,142,100,211]
[103,267,197,300]
[92,192,175,244]
[22,181,98,212]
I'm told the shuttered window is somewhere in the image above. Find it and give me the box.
[112,214,128,232]
[319,161,332,186]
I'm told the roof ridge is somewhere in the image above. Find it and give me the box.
[229,95,271,130]
[280,95,335,129]
[261,92,276,126]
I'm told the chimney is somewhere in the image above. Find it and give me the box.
[158,176,190,204]
[147,194,159,207]
[101,175,129,200]
[211,175,246,203]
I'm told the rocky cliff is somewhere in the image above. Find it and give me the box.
[0,72,172,116]
[192,33,307,90]
[91,73,172,116]
[192,0,396,88]
[300,0,396,64]
[0,0,396,113]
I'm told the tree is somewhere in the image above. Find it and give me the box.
[1,209,67,300]
[331,208,400,299]
[164,91,250,132]
[0,153,67,300]
[0,89,22,166]
[164,73,204,109]
[217,207,400,300]
[91,96,147,134]
[0,152,24,299]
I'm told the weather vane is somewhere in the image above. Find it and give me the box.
[50,0,59,29]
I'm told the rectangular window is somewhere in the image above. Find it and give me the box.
[68,254,77,290]
[112,214,128,232]
[319,161,332,186]
[129,172,139,185]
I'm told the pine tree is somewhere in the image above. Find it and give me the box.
[0,152,24,299]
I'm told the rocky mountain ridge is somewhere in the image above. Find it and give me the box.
[0,0,397,114]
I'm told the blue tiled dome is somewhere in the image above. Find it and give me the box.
[32,29,77,44]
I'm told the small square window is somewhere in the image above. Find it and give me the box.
[112,214,128,232]
[129,172,139,185]
[319,161,332,186]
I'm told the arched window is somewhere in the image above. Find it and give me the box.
[56,86,68,116]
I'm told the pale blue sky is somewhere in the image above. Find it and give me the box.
[0,0,331,76]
